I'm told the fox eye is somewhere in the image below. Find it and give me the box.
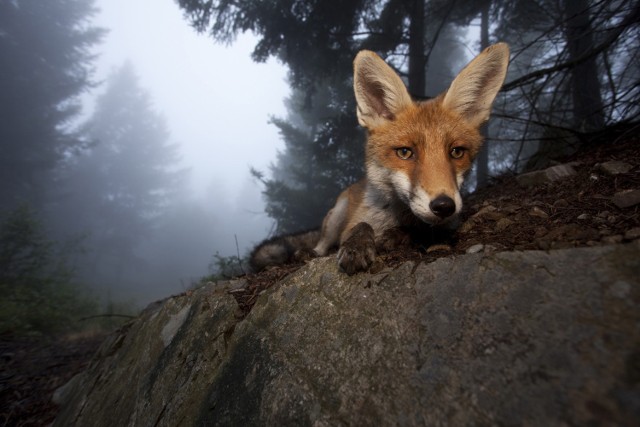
[396,147,413,160]
[450,147,466,159]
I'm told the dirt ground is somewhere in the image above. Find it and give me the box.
[2,123,639,426]
[0,332,105,426]
[236,124,640,312]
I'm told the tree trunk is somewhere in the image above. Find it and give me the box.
[564,0,605,131]
[407,0,426,97]
[475,1,491,189]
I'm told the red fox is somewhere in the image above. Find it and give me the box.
[251,43,510,274]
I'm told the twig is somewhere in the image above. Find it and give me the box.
[79,314,136,321]
[234,234,245,275]
[502,1,640,92]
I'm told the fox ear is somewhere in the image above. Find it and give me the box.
[353,50,413,129]
[443,43,509,128]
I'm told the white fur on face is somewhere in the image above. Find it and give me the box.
[389,170,412,204]
[453,191,463,216]
[367,161,395,198]
[389,169,462,225]
[411,186,462,225]
[368,162,462,225]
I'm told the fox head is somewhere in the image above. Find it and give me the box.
[353,43,509,225]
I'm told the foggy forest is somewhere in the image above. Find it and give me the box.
[1,0,638,338]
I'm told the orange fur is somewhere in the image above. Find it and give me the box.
[313,44,510,274]
[250,44,510,273]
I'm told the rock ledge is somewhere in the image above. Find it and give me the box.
[55,242,640,426]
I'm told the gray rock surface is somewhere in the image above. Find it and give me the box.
[516,163,577,187]
[55,242,640,426]
[613,189,640,209]
[599,160,633,175]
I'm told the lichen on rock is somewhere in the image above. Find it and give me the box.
[55,241,640,426]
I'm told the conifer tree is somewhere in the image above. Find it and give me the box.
[50,63,185,284]
[179,0,640,229]
[0,0,103,211]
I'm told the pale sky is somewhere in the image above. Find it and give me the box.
[90,0,289,204]
[84,0,293,264]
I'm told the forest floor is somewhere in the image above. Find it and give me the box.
[2,123,639,426]
[236,123,640,312]
[0,332,105,426]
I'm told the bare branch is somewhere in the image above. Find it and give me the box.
[502,1,640,92]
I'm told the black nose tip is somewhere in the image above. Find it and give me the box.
[429,195,456,218]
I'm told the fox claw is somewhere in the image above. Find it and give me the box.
[337,222,376,275]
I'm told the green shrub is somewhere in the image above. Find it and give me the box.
[0,205,98,335]
[208,252,247,281]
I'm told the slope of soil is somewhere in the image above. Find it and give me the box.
[3,124,639,426]
[0,333,104,426]
[238,126,640,312]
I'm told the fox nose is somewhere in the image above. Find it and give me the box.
[429,195,456,218]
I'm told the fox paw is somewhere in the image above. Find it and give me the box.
[337,222,376,275]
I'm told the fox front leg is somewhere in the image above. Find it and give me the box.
[337,222,376,275]
[376,227,412,252]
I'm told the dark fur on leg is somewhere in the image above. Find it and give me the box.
[249,229,320,272]
[376,227,412,252]
[337,222,376,275]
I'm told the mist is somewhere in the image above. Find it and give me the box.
[85,1,291,303]
[0,0,291,311]
[92,1,291,303]
[2,2,639,425]
[1,0,637,331]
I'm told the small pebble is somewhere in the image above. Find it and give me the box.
[624,227,640,240]
[529,206,549,219]
[501,204,519,214]
[466,243,484,254]
[484,244,497,253]
[553,199,569,208]
[426,244,452,253]
[534,227,548,238]
[612,189,640,209]
[601,235,623,244]
[495,218,514,231]
[577,213,590,220]
[472,205,504,221]
[457,221,475,234]
[516,164,576,187]
[599,160,633,175]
